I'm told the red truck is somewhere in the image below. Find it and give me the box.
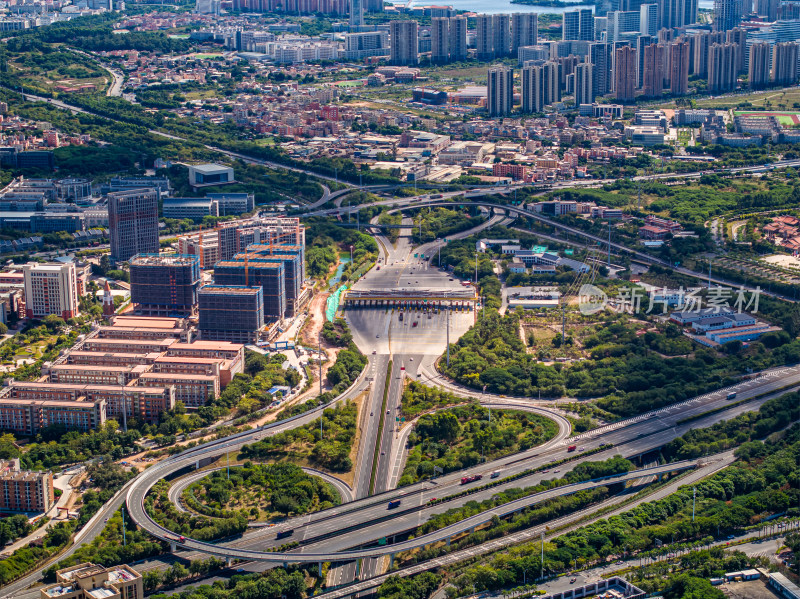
[567,445,577,452]
[460,474,483,485]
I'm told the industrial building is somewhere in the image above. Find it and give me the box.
[0,459,54,513]
[199,285,265,344]
[129,254,201,317]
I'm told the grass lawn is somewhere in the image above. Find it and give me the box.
[686,87,800,110]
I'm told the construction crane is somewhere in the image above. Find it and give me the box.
[197,225,204,270]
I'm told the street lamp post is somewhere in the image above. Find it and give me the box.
[540,531,544,580]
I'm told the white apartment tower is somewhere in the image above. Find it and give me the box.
[23,262,79,321]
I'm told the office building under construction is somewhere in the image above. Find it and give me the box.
[129,254,200,317]
[179,217,305,265]
[219,217,305,261]
[198,285,264,344]
[213,259,285,320]
[238,244,304,316]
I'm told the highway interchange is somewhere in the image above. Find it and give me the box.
[115,217,800,595]
[6,197,800,599]
[3,139,800,598]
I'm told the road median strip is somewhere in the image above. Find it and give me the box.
[369,360,393,495]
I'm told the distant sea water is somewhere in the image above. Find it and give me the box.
[388,0,712,16]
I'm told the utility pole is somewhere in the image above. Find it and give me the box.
[122,506,126,546]
[562,307,566,340]
[474,251,478,285]
[227,450,230,480]
[692,487,696,522]
[607,222,611,266]
[708,261,712,289]
[318,332,322,397]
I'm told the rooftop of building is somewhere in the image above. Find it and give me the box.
[111,316,184,329]
[129,253,200,266]
[68,351,163,360]
[189,163,231,173]
[97,326,184,336]
[22,262,73,272]
[215,260,283,269]
[84,338,176,345]
[50,364,133,372]
[169,340,243,351]
[10,381,169,394]
[139,372,217,381]
[199,285,263,295]
[154,355,227,365]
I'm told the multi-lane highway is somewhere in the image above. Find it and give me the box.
[117,209,800,592]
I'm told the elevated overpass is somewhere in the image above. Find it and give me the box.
[126,459,698,566]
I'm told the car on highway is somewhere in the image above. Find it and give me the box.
[570,578,576,584]
[412,322,418,327]
[388,499,401,509]
[461,474,483,485]
[277,529,294,539]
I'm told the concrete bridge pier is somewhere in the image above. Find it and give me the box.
[226,557,232,567]
[319,562,323,577]
[170,542,177,553]
[389,553,396,569]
